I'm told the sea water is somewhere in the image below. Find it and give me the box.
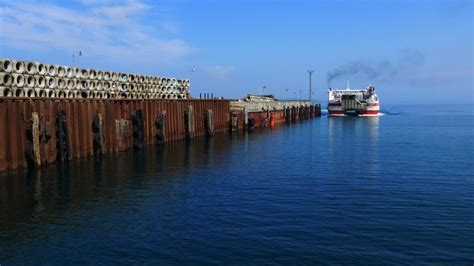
[0,104,472,264]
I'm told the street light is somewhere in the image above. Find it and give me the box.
[260,85,267,96]
[72,51,83,76]
[284,88,289,100]
[189,67,196,98]
[299,89,302,100]
[307,70,314,101]
[189,67,196,83]
[72,50,82,67]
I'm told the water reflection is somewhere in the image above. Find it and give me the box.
[327,117,380,177]
[0,134,233,231]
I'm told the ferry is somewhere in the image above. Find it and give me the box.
[327,83,380,117]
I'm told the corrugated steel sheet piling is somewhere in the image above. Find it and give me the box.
[0,98,230,172]
[230,100,321,131]
[185,105,195,140]
[0,97,321,173]
[205,109,214,136]
[155,111,166,145]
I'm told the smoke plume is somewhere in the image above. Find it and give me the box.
[326,50,425,86]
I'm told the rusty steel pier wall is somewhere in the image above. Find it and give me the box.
[229,100,321,131]
[0,98,229,172]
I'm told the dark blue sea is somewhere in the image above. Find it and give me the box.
[1,104,473,264]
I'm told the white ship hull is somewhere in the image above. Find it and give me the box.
[327,85,380,117]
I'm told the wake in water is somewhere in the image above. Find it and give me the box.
[321,109,386,117]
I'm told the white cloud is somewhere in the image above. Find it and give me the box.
[203,65,235,79]
[0,0,192,64]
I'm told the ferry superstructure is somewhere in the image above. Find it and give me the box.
[327,84,380,117]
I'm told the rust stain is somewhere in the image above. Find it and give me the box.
[0,98,234,172]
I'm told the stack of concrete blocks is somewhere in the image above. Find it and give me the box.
[0,58,190,99]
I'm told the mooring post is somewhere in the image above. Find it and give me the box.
[205,109,214,136]
[185,105,195,140]
[155,111,166,144]
[32,112,41,167]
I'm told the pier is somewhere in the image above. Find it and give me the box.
[0,59,321,172]
[0,97,320,172]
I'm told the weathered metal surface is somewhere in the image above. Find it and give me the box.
[0,98,230,172]
[92,113,105,156]
[185,105,195,139]
[205,109,214,136]
[32,112,41,167]
[116,119,130,150]
[155,111,166,144]
[230,100,313,112]
[230,104,321,131]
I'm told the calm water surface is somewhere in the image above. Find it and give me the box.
[0,105,473,264]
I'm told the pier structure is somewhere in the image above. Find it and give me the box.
[0,98,228,172]
[229,97,321,131]
[0,59,320,172]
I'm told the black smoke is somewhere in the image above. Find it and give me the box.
[326,50,425,86]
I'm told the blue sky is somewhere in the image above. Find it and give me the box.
[0,0,472,103]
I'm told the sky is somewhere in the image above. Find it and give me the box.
[0,0,472,104]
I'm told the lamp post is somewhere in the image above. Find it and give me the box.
[189,67,196,99]
[72,51,82,76]
[260,85,267,96]
[284,88,288,100]
[189,67,196,79]
[307,69,314,101]
[72,51,82,67]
